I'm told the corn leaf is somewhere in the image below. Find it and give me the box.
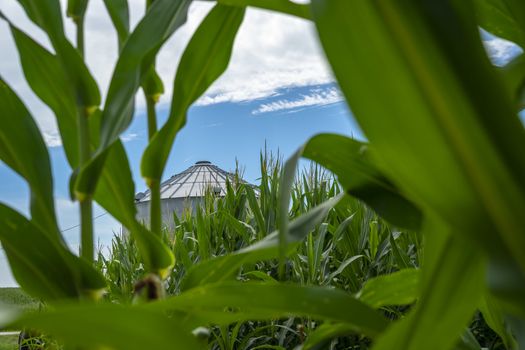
[499,54,525,110]
[181,194,343,290]
[6,22,79,167]
[75,0,191,197]
[95,144,175,277]
[311,0,525,276]
[202,0,310,20]
[457,330,483,350]
[88,111,175,277]
[473,0,525,48]
[372,216,485,350]
[102,0,164,98]
[66,0,88,21]
[4,24,173,276]
[302,133,422,230]
[0,204,105,301]
[300,323,361,350]
[357,268,419,309]
[0,77,60,239]
[480,295,518,349]
[278,146,302,278]
[10,304,202,350]
[245,185,267,237]
[141,4,245,184]
[102,0,130,47]
[14,0,100,107]
[150,282,389,337]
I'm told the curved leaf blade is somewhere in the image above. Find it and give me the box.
[66,0,88,21]
[11,304,202,350]
[89,112,175,277]
[99,0,190,146]
[499,54,525,110]
[0,77,60,239]
[302,133,423,231]
[311,0,525,273]
[202,0,310,20]
[3,25,172,277]
[182,194,343,290]
[372,216,485,350]
[7,22,79,167]
[14,0,100,107]
[141,4,245,182]
[0,204,105,301]
[357,268,419,309]
[473,0,525,48]
[76,0,191,196]
[300,323,361,350]
[102,0,130,47]
[151,282,389,337]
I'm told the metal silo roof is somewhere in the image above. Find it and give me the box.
[135,161,238,202]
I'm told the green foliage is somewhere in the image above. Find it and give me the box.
[1,0,524,349]
[473,0,525,48]
[0,77,60,239]
[300,134,422,231]
[0,335,17,350]
[141,4,245,183]
[0,289,39,312]
[98,160,424,348]
[202,0,310,20]
[75,0,192,197]
[12,304,203,350]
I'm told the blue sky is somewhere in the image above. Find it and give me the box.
[0,0,524,287]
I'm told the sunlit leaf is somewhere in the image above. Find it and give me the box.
[278,146,303,278]
[357,268,419,309]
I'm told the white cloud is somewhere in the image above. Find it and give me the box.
[195,8,333,106]
[43,132,63,148]
[483,37,523,66]
[252,86,343,115]
[121,132,139,142]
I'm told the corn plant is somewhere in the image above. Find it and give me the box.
[98,159,421,348]
[0,0,524,349]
